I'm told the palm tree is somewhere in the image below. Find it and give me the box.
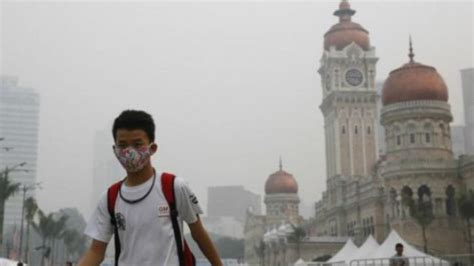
[0,171,21,246]
[458,190,474,254]
[288,225,306,260]
[61,229,87,263]
[50,214,68,265]
[24,197,38,264]
[33,210,55,266]
[403,196,434,253]
[253,240,265,266]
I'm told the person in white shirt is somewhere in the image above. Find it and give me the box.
[79,110,222,266]
[390,243,410,266]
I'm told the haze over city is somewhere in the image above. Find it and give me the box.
[2,0,473,220]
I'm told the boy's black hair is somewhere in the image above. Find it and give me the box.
[395,243,404,248]
[112,110,155,142]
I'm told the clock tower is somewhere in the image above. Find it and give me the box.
[318,0,379,181]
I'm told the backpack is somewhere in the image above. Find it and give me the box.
[107,172,196,266]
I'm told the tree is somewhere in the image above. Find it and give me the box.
[62,229,86,262]
[50,214,68,265]
[253,240,265,266]
[24,197,38,264]
[403,196,434,253]
[0,170,21,246]
[214,236,244,259]
[288,225,306,260]
[458,190,474,254]
[33,210,55,266]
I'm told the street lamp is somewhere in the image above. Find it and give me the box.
[18,181,41,263]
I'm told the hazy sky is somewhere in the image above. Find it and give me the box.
[1,0,473,218]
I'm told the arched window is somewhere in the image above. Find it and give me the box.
[418,185,431,202]
[401,186,413,218]
[355,125,358,134]
[408,124,416,144]
[342,125,346,134]
[424,123,433,144]
[446,185,456,217]
[367,126,371,135]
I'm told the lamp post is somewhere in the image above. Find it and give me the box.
[18,181,40,263]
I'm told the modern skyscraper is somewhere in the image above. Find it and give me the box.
[90,129,124,214]
[207,185,261,223]
[0,76,40,230]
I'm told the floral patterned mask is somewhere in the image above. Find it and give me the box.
[113,144,153,173]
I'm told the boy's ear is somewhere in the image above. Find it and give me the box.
[150,143,158,154]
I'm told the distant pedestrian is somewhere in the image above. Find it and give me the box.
[390,243,409,266]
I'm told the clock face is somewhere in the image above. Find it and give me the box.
[345,69,364,87]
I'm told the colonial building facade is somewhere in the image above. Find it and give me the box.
[245,0,474,264]
[313,0,474,254]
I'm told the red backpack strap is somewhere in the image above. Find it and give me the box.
[161,173,196,266]
[107,181,123,266]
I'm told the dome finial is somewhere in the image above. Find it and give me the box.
[279,156,283,171]
[334,0,356,22]
[409,35,415,63]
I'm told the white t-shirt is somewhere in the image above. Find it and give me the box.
[85,172,203,266]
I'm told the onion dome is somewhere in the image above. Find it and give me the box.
[265,158,298,194]
[382,37,448,106]
[324,0,370,51]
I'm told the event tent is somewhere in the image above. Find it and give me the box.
[327,238,358,265]
[363,230,449,266]
[349,235,380,261]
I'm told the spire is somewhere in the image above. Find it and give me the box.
[334,0,356,22]
[279,156,283,171]
[409,35,415,63]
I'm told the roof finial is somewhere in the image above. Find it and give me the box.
[334,0,355,22]
[409,35,415,63]
[279,156,283,171]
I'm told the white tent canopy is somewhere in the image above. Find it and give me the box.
[0,258,27,266]
[362,230,449,266]
[327,238,358,265]
[350,235,380,261]
[294,258,307,266]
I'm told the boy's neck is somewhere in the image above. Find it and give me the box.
[125,164,155,187]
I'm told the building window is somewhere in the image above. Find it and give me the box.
[397,135,401,146]
[367,126,371,135]
[410,133,415,144]
[342,126,346,134]
[446,186,456,217]
[355,126,358,134]
[425,133,431,143]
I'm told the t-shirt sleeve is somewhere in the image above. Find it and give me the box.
[174,177,203,224]
[84,191,114,243]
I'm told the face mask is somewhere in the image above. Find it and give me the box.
[113,144,153,173]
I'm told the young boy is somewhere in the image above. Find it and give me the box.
[79,110,222,266]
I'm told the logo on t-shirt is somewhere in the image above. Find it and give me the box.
[158,205,170,217]
[190,194,198,204]
[115,213,126,231]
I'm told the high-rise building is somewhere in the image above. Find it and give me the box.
[0,76,40,230]
[90,129,124,214]
[451,125,466,157]
[207,185,261,223]
[461,68,474,155]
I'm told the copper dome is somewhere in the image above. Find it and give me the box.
[382,43,448,106]
[265,169,298,194]
[324,0,371,51]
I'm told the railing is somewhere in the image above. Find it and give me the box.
[305,254,474,266]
